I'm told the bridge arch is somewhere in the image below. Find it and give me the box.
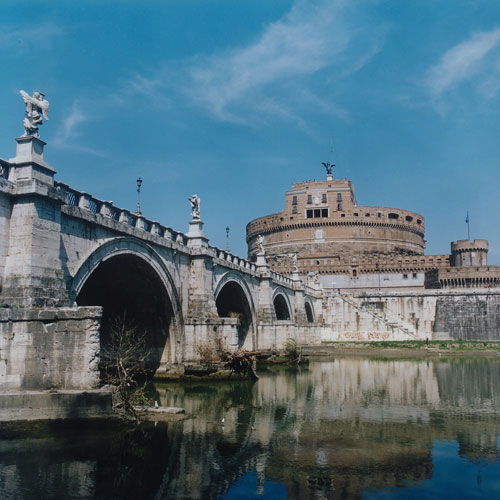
[273,288,293,321]
[71,237,184,370]
[304,299,315,323]
[214,272,256,350]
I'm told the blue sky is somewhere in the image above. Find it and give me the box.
[2,0,500,261]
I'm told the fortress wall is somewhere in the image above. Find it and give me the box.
[321,291,500,342]
[433,294,500,340]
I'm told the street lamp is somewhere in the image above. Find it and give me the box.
[136,177,143,215]
[226,226,230,252]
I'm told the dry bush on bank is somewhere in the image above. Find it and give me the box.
[100,315,153,418]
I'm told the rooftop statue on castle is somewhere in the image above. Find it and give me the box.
[321,161,335,176]
[188,194,201,220]
[20,90,49,137]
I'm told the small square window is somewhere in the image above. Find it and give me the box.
[412,273,417,279]
[403,274,408,279]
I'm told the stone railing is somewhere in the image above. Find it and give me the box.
[210,246,258,273]
[0,159,10,181]
[270,271,295,287]
[56,181,300,287]
[55,182,188,246]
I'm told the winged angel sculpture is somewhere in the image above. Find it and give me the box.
[20,90,49,137]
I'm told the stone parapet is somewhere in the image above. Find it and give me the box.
[425,266,500,289]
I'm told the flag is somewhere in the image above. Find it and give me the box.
[465,212,469,224]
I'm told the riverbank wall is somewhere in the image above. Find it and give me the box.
[322,290,500,342]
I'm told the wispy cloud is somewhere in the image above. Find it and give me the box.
[54,101,88,144]
[183,0,378,123]
[53,101,108,157]
[0,22,65,52]
[424,28,500,97]
[106,0,381,126]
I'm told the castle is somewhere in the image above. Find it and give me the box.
[247,165,500,291]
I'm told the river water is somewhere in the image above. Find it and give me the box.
[2,356,500,499]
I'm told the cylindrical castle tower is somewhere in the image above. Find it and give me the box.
[450,239,488,267]
[246,172,426,275]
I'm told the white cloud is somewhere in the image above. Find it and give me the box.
[52,101,107,157]
[54,101,88,144]
[424,28,500,97]
[184,0,372,122]
[0,22,64,52]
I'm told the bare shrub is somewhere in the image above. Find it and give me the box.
[100,315,153,418]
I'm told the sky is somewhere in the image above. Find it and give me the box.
[1,0,500,261]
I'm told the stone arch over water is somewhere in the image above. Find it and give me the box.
[71,237,184,370]
[305,300,314,322]
[214,273,255,349]
[273,290,292,320]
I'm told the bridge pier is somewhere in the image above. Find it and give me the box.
[1,136,69,307]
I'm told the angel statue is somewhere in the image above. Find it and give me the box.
[257,234,265,255]
[188,194,201,220]
[321,161,335,176]
[20,90,49,137]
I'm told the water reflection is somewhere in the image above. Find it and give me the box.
[1,357,500,499]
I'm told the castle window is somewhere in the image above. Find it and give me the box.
[292,196,298,205]
[306,209,313,218]
[365,212,370,217]
[354,212,359,217]
[337,203,342,210]
[412,273,418,278]
[403,273,408,279]
[388,213,399,220]
[405,216,413,222]
[322,208,328,217]
[322,193,327,203]
[292,205,298,214]
[341,213,345,217]
[314,209,321,218]
[417,219,422,224]
[377,212,382,218]
[307,194,312,204]
[337,193,342,200]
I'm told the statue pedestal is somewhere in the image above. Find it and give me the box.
[186,219,209,247]
[256,253,269,271]
[9,135,55,185]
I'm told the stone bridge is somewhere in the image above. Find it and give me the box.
[0,135,321,393]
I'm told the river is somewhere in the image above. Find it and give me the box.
[2,355,500,499]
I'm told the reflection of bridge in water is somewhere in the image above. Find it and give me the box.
[0,134,321,394]
[2,357,500,499]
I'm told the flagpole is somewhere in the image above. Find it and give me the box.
[466,211,470,241]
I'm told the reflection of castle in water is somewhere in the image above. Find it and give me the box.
[2,359,500,499]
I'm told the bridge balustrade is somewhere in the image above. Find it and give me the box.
[55,181,191,248]
[0,160,9,180]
